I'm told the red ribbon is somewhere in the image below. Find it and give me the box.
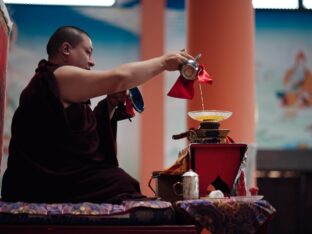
[167,64,213,99]
[125,95,135,117]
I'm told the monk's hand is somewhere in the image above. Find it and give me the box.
[107,91,127,108]
[161,51,194,71]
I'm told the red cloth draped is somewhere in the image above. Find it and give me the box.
[167,64,213,99]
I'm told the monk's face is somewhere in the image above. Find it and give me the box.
[67,34,95,70]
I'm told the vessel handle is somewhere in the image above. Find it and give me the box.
[148,176,156,195]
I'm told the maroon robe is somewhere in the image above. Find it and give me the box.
[1,60,144,203]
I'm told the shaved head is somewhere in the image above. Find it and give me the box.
[46,26,90,59]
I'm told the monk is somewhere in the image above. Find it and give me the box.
[1,26,192,203]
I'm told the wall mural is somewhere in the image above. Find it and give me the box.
[255,10,312,149]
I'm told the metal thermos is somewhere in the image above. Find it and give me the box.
[173,169,199,200]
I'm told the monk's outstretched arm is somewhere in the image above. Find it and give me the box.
[53,52,192,106]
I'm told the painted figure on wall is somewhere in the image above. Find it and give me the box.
[279,51,312,107]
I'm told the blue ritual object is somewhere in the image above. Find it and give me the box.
[129,87,144,113]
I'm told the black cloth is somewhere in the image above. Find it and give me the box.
[1,60,144,204]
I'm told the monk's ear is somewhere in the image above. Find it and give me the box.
[61,42,72,56]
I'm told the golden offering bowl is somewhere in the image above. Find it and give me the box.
[188,110,232,122]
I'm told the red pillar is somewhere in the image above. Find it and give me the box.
[186,0,256,143]
[140,0,165,195]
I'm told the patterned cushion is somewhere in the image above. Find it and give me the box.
[0,200,175,225]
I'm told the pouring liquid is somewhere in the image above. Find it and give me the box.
[197,83,225,122]
[198,83,205,111]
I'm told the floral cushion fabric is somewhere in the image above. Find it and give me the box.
[176,198,276,234]
[0,200,175,225]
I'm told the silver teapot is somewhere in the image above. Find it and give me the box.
[180,53,202,80]
[173,169,199,200]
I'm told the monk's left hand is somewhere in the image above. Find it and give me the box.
[107,91,127,108]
